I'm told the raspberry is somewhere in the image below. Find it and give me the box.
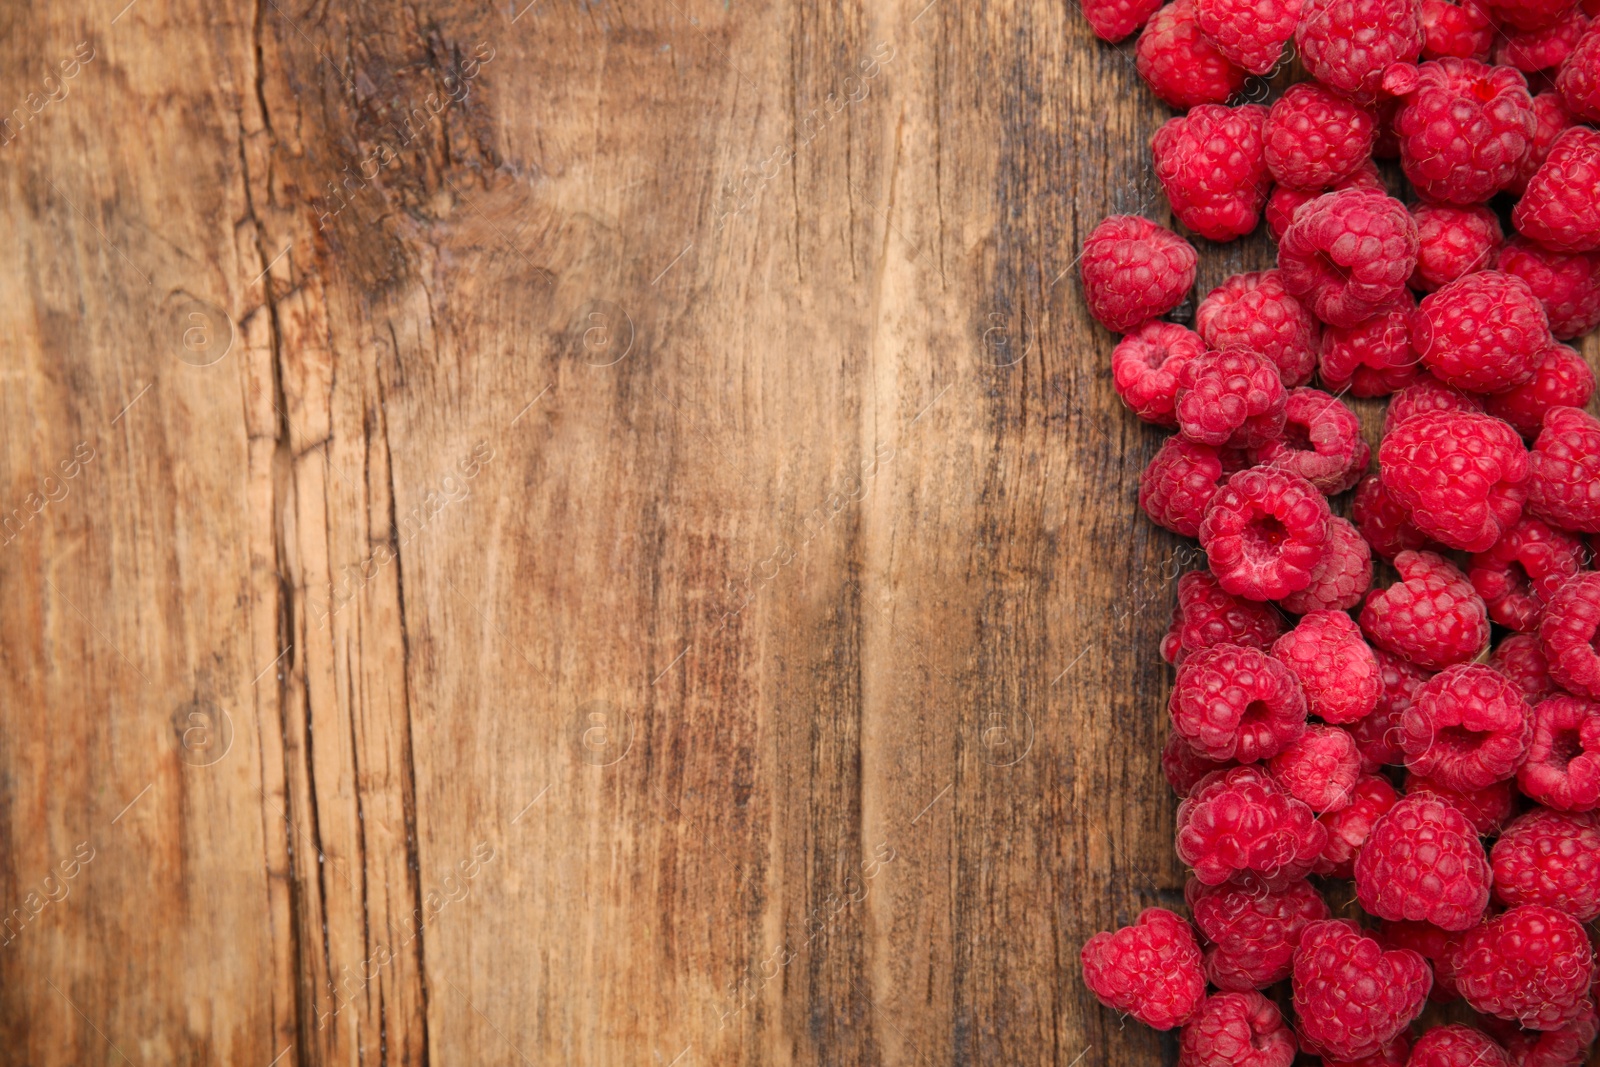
[1318,294,1421,398]
[1422,0,1497,60]
[1151,103,1271,242]
[1353,472,1433,561]
[1400,663,1535,790]
[1265,158,1385,241]
[1176,348,1289,447]
[1169,642,1309,761]
[1507,91,1577,196]
[1163,731,1235,795]
[1405,772,1519,833]
[1355,792,1493,930]
[1493,807,1600,919]
[1406,1025,1511,1067]
[1141,437,1241,538]
[1469,517,1588,631]
[1395,59,1537,204]
[1080,215,1199,332]
[1279,188,1419,328]
[1451,904,1596,1030]
[1135,0,1250,109]
[1492,632,1558,703]
[1541,573,1600,699]
[1082,0,1165,41]
[1199,467,1332,600]
[1488,346,1598,443]
[1195,0,1302,72]
[1295,0,1426,100]
[1351,647,1435,768]
[1177,765,1328,885]
[1271,611,1382,724]
[1410,203,1503,292]
[1321,1034,1411,1067]
[1279,516,1374,614]
[1195,270,1321,387]
[1412,272,1552,393]
[1177,990,1297,1066]
[1379,410,1531,553]
[1488,0,1584,31]
[1514,126,1600,253]
[1291,919,1432,1061]
[1264,82,1377,189]
[1495,1001,1600,1067]
[1113,320,1206,426]
[1269,724,1362,810]
[1528,406,1600,533]
[1380,919,1466,1001]
[1519,694,1600,811]
[1496,239,1600,340]
[1188,875,1331,989]
[1251,388,1367,493]
[1317,773,1401,876]
[1081,907,1207,1029]
[1498,9,1592,71]
[1163,569,1287,666]
[1557,23,1600,119]
[1382,373,1486,436]
[1361,550,1491,669]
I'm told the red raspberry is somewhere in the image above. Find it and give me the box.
[1080,215,1199,332]
[1271,611,1382,724]
[1519,694,1600,810]
[1251,388,1367,493]
[1269,724,1361,810]
[1169,642,1309,761]
[1400,663,1535,790]
[1141,437,1242,538]
[1469,517,1588,631]
[1177,990,1297,1067]
[1279,188,1419,328]
[1395,59,1537,204]
[1279,516,1374,614]
[1380,919,1466,1002]
[1177,765,1328,886]
[1317,773,1400,876]
[1382,373,1486,436]
[1080,907,1206,1029]
[1557,23,1600,119]
[1379,410,1531,553]
[1081,0,1165,41]
[1163,569,1288,666]
[1151,103,1271,242]
[1135,0,1250,109]
[1295,0,1426,100]
[1194,0,1301,72]
[1494,1000,1600,1067]
[1351,647,1435,768]
[1265,158,1385,241]
[1264,82,1377,189]
[1318,294,1422,398]
[1492,632,1558,703]
[1507,91,1576,195]
[1195,270,1320,387]
[1410,203,1503,292]
[1321,1034,1411,1067]
[1361,550,1491,669]
[1113,320,1205,426]
[1528,406,1600,533]
[1355,792,1493,930]
[1405,771,1519,833]
[1200,467,1333,600]
[1353,472,1434,561]
[1407,1026,1511,1067]
[1291,919,1431,1061]
[1422,0,1497,60]
[1412,272,1552,393]
[1451,904,1597,1030]
[1514,126,1600,253]
[1496,239,1600,340]
[1188,875,1331,989]
[1488,345,1597,441]
[1498,9,1591,71]
[1541,573,1600,699]
[1163,731,1235,796]
[1493,807,1600,919]
[1176,348,1288,447]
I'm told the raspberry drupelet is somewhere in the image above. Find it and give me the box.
[1316,773,1400,877]
[1317,294,1421,398]
[1151,103,1271,242]
[1527,405,1600,532]
[1080,907,1207,1029]
[1496,238,1600,341]
[1140,437,1245,539]
[1278,516,1374,614]
[1451,904,1597,1030]
[1492,807,1600,919]
[1263,82,1376,190]
[1175,348,1289,448]
[1134,0,1249,109]
[1518,694,1600,811]
[1469,516,1588,631]
[1379,410,1530,553]
[1399,663,1535,791]
[1540,573,1600,699]
[1354,792,1493,931]
[1279,188,1419,328]
[1394,58,1537,205]
[1353,472,1433,561]
[1361,550,1490,669]
[1178,990,1298,1067]
[1404,772,1518,834]
[1485,344,1598,438]
[1187,875,1331,990]
[1410,203,1503,292]
[1199,467,1332,601]
[1271,610,1382,724]
[1514,126,1600,254]
[1491,632,1558,704]
[1080,215,1199,332]
[1169,642,1309,761]
[1177,765,1327,886]
[1162,569,1287,666]
[1195,270,1321,387]
[1412,271,1552,393]
[1291,919,1431,1061]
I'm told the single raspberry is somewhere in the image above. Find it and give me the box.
[1406,1026,1511,1067]
[1279,188,1419,328]
[1265,158,1385,241]
[1395,59,1537,204]
[1199,467,1332,600]
[1263,82,1376,189]
[1361,550,1491,669]
[1163,569,1288,666]
[1269,724,1361,810]
[1318,294,1421,398]
[1493,807,1600,919]
[1177,765,1327,886]
[1382,373,1486,436]
[1279,516,1374,614]
[1271,611,1382,724]
[1405,771,1519,833]
[1519,694,1600,810]
[1295,0,1426,100]
[1541,573,1600,699]
[1177,990,1297,1067]
[1494,1000,1600,1067]
[1498,9,1591,71]
[1135,0,1250,109]
[1081,907,1207,1029]
[1251,388,1367,493]
[1080,215,1199,332]
[1557,23,1600,119]
[1141,437,1241,538]
[1451,904,1596,1030]
[1492,632,1558,703]
[1351,647,1435,768]
[1507,91,1576,195]
[1496,239,1600,340]
[1353,472,1433,561]
[1151,103,1271,242]
[1188,875,1331,989]
[1321,1034,1411,1067]
[1379,410,1531,553]
[1176,348,1289,447]
[1399,663,1535,790]
[1470,517,1588,631]
[1113,320,1206,427]
[1195,270,1321,387]
[1422,0,1497,60]
[1169,642,1309,761]
[1163,731,1236,796]
[1410,203,1503,292]
[1317,773,1400,876]
[1291,919,1431,1061]
[1528,406,1600,533]
[1082,0,1165,41]
[1354,792,1492,930]
[1488,345,1598,443]
[1194,0,1302,72]
[1380,920,1466,1002]
[1412,272,1552,393]
[1514,126,1600,254]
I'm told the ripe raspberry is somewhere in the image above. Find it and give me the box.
[1151,103,1271,242]
[1410,203,1503,292]
[1271,611,1382,724]
[1519,694,1600,811]
[1199,467,1332,600]
[1497,9,1591,71]
[1407,1025,1511,1067]
[1135,0,1250,109]
[1169,642,1309,761]
[1496,239,1600,340]
[1352,647,1435,768]
[1422,0,1497,60]
[1113,320,1205,426]
[1382,373,1486,436]
[1395,59,1537,204]
[1081,907,1206,1029]
[1264,82,1377,189]
[1279,188,1419,328]
[1451,904,1596,1030]
[1318,294,1421,398]
[1188,875,1331,989]
[1317,773,1400,876]
[1291,919,1431,1061]
[1541,573,1600,699]
[1265,158,1385,241]
[1176,348,1289,447]
[1380,919,1466,1002]
[1400,663,1535,790]
[1493,807,1600,919]
[1195,270,1320,387]
[1470,517,1588,631]
[1177,765,1327,885]
[1379,410,1531,553]
[1557,23,1600,119]
[1507,91,1576,196]
[1279,516,1374,614]
[1413,272,1552,393]
[1177,990,1297,1067]
[1355,792,1493,930]
[1514,126,1600,253]
[1295,0,1426,100]
[1492,632,1558,703]
[1141,437,1242,538]
[1082,0,1165,41]
[1269,724,1361,811]
[1080,215,1199,332]
[1405,772,1519,833]
[1321,1034,1411,1067]
[1163,569,1287,666]
[1353,472,1434,561]
[1488,346,1598,442]
[1163,731,1235,796]
[1528,406,1600,533]
[1195,0,1302,72]
[1251,388,1367,493]
[1361,550,1491,669]
[1494,1001,1600,1067]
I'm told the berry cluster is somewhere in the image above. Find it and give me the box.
[1076,0,1600,1057]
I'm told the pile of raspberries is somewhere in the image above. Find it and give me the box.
[1075,0,1600,1060]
